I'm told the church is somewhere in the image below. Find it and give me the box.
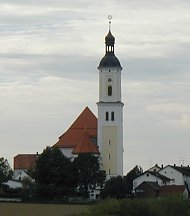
[13,19,124,180]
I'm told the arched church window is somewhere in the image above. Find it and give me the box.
[108,85,112,96]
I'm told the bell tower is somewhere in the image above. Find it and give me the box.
[97,16,124,178]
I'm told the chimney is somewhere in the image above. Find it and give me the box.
[161,164,163,168]
[174,164,176,167]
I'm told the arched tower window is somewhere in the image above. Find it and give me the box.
[108,85,112,96]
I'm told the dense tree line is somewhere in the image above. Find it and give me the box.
[101,165,143,199]
[0,148,143,201]
[34,147,106,199]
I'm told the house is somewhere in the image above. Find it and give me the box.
[134,182,189,199]
[159,165,190,190]
[133,171,171,190]
[13,154,38,180]
[134,181,160,198]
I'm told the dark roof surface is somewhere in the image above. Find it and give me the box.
[148,171,171,181]
[105,30,115,46]
[98,53,121,68]
[136,181,160,191]
[171,166,190,176]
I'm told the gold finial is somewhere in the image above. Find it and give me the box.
[108,15,112,31]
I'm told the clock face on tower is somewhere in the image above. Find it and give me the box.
[108,77,112,82]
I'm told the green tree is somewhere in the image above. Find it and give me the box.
[0,157,13,185]
[101,165,143,199]
[73,153,106,197]
[21,176,36,199]
[35,146,77,198]
[101,176,127,199]
[124,165,143,195]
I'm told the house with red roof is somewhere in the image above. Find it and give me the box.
[13,154,38,180]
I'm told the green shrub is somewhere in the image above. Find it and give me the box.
[77,197,190,216]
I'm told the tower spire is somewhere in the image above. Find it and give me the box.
[98,15,121,69]
[108,15,112,31]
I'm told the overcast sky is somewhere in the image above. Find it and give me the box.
[0,0,190,173]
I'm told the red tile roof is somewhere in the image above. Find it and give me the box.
[54,107,97,149]
[72,131,99,154]
[160,185,186,196]
[14,154,37,170]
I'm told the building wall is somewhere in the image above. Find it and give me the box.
[159,166,184,185]
[135,183,158,198]
[102,126,117,176]
[98,102,123,177]
[3,180,22,189]
[99,68,121,102]
[13,170,34,181]
[60,148,74,159]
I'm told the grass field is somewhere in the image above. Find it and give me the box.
[0,203,88,216]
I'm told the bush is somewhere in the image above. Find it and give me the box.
[78,197,190,216]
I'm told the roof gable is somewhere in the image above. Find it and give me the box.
[136,181,160,191]
[54,107,97,148]
[72,131,99,154]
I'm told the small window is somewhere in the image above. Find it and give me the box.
[109,169,110,174]
[109,154,110,160]
[146,173,149,177]
[106,112,109,121]
[109,140,111,146]
[108,85,112,96]
[111,112,115,121]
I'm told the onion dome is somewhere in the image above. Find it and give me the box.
[105,30,115,46]
[98,20,121,69]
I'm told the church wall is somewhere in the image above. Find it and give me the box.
[60,148,74,159]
